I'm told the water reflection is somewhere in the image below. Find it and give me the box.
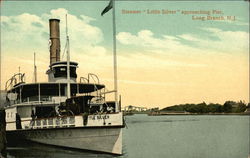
[7,142,117,158]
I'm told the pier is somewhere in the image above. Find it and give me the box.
[0,109,7,158]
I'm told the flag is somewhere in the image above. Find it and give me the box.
[101,0,113,16]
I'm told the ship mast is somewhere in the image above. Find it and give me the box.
[66,14,71,99]
[18,66,21,82]
[112,0,119,112]
[34,52,37,83]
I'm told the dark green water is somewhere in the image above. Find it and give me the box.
[6,115,249,158]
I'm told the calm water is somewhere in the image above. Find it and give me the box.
[6,114,249,158]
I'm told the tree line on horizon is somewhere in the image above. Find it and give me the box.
[161,101,249,113]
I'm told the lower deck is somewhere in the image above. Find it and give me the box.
[6,112,123,131]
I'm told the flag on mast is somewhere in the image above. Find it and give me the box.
[101,0,113,16]
[101,0,119,112]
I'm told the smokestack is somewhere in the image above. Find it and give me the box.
[49,19,60,64]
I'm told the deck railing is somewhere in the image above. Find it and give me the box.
[32,116,75,129]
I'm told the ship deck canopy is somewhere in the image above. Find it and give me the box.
[7,82,105,97]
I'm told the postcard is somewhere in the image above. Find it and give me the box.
[0,0,249,158]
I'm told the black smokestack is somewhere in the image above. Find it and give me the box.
[49,19,60,64]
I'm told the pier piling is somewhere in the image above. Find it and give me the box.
[0,109,7,158]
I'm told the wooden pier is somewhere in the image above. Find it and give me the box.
[0,109,7,158]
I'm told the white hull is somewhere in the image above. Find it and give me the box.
[7,126,123,155]
[6,112,124,154]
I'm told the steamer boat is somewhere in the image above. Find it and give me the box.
[4,18,124,155]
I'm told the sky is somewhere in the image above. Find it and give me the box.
[0,1,249,108]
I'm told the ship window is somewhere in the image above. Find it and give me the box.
[60,68,66,71]
[54,66,77,78]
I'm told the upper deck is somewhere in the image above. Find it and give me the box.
[6,82,105,107]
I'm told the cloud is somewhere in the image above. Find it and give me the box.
[80,15,96,23]
[117,30,181,50]
[1,8,105,58]
[1,13,47,50]
[195,27,249,53]
[117,28,249,54]
[178,34,200,41]
[115,27,249,77]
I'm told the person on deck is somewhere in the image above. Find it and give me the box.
[30,110,36,128]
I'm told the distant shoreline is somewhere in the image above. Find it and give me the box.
[148,112,250,116]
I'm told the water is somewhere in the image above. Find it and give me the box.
[6,114,249,158]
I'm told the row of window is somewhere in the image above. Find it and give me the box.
[7,112,13,118]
